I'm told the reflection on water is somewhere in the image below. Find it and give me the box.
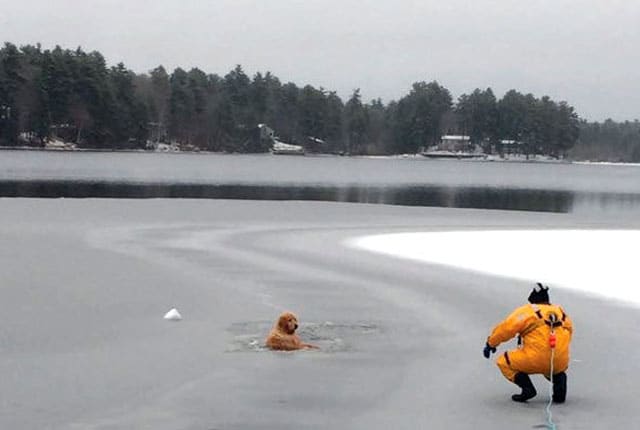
[2,180,640,214]
[3,151,640,213]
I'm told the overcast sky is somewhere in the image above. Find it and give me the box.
[1,0,639,121]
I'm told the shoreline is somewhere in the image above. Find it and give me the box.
[3,145,640,166]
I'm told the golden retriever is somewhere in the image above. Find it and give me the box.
[265,311,318,351]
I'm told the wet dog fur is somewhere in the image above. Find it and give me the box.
[265,311,318,351]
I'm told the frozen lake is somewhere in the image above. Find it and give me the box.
[1,199,639,429]
[1,152,640,429]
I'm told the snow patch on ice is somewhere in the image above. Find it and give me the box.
[348,230,640,307]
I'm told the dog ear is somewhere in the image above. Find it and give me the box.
[277,314,288,330]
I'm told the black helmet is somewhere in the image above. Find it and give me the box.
[528,282,550,304]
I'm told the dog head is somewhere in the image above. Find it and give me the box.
[277,311,299,335]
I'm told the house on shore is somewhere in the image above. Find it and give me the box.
[258,123,276,141]
[421,135,479,158]
[258,124,305,155]
[497,139,524,155]
[438,135,473,152]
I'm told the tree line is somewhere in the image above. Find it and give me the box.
[570,120,640,162]
[0,42,616,158]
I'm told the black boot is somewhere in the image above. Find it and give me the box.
[512,372,537,402]
[552,372,567,403]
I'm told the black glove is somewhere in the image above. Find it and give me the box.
[483,343,497,359]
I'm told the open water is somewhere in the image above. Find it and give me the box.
[2,150,640,213]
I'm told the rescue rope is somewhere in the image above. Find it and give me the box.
[545,348,556,430]
[545,317,558,430]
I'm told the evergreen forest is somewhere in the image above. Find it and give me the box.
[1,42,638,161]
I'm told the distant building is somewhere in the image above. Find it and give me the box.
[499,139,523,154]
[258,124,276,141]
[439,135,472,152]
[258,123,306,155]
[305,136,325,153]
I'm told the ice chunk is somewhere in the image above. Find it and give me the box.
[164,308,182,321]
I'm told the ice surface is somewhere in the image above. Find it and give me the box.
[4,199,640,429]
[349,230,640,307]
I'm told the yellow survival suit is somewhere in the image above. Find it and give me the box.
[484,283,573,403]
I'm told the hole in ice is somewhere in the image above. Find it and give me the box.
[226,321,381,353]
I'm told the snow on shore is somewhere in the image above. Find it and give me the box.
[348,230,640,307]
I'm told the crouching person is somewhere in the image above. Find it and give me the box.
[483,283,573,403]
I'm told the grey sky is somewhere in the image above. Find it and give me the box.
[2,0,639,121]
